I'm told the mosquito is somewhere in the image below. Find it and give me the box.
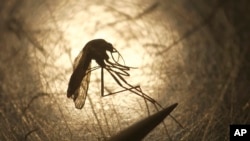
[67,39,163,110]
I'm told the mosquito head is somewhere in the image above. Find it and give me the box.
[96,39,126,66]
[105,42,115,53]
[86,39,126,66]
[87,39,114,53]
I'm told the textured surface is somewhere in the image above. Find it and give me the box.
[0,0,249,140]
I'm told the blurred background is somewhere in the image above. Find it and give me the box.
[0,0,249,140]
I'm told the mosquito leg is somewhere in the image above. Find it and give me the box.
[101,68,104,97]
[107,67,181,138]
[105,68,153,114]
[106,67,159,105]
[106,58,181,140]
[106,67,179,136]
[135,85,184,129]
[89,66,100,72]
[131,86,175,141]
[107,66,169,117]
[169,115,184,129]
[105,64,130,76]
[102,86,141,96]
[106,67,162,107]
[106,63,183,136]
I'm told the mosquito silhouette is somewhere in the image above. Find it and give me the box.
[67,39,162,110]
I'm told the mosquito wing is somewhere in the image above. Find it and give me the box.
[74,62,91,109]
[67,48,91,109]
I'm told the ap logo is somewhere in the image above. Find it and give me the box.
[234,129,247,136]
[230,125,250,141]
